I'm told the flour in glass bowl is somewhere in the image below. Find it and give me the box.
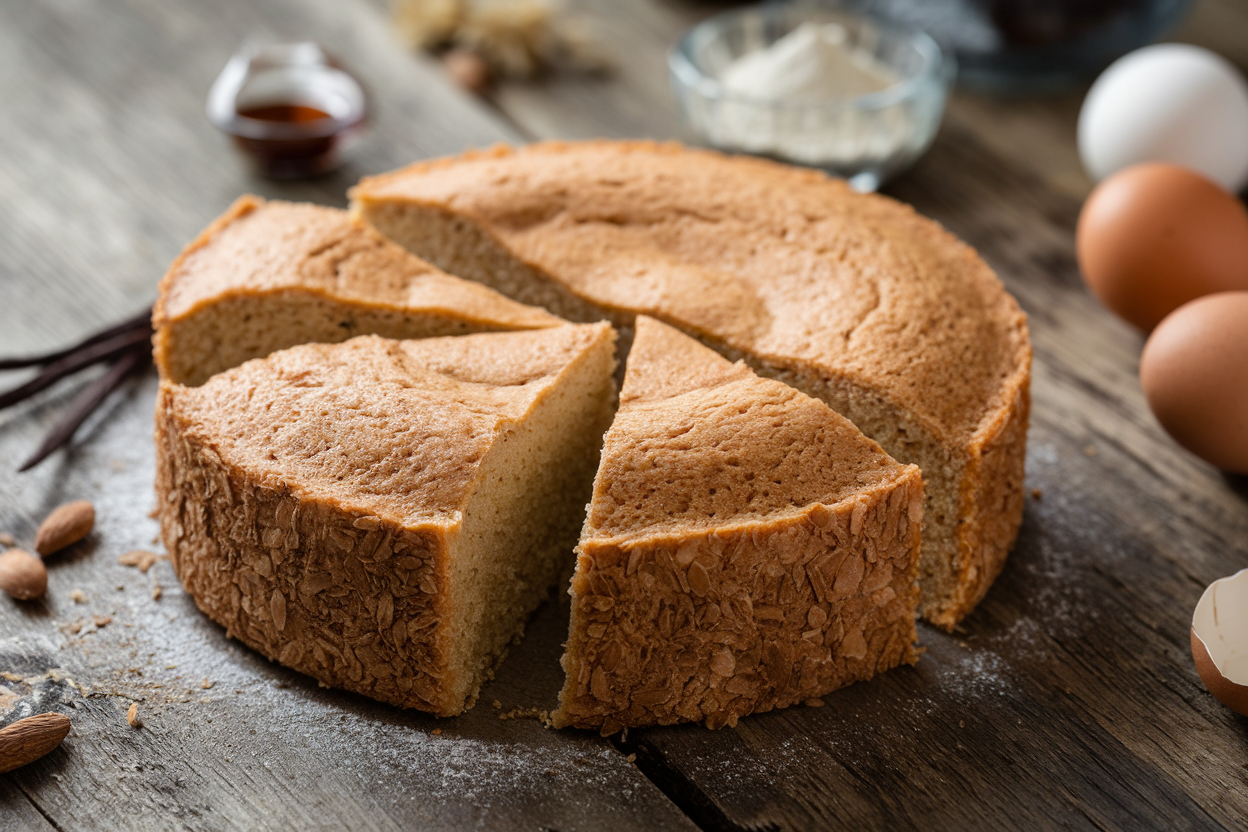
[720,21,898,100]
[711,22,913,173]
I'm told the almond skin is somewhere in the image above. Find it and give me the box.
[35,500,95,556]
[0,712,71,773]
[0,549,47,600]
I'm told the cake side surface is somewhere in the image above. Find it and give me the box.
[553,318,922,732]
[153,195,563,387]
[555,480,922,733]
[351,141,1030,629]
[156,324,617,715]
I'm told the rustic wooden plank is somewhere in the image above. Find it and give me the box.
[0,779,59,832]
[478,2,1248,829]
[0,0,696,829]
[485,0,734,142]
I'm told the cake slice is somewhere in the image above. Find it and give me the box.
[553,317,923,733]
[155,324,617,715]
[153,195,563,386]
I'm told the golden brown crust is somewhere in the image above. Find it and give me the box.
[352,141,1031,629]
[554,318,922,731]
[152,195,563,386]
[588,318,916,541]
[352,140,1028,445]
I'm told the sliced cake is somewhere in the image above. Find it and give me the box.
[153,195,564,387]
[350,141,1031,630]
[155,324,617,715]
[553,317,923,733]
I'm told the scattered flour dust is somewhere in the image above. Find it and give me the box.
[275,709,635,812]
[938,649,1012,700]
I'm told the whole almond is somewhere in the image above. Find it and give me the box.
[0,712,71,773]
[35,500,95,556]
[0,549,47,600]
[443,48,490,94]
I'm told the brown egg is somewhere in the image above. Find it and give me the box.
[1140,291,1248,473]
[1076,163,1248,331]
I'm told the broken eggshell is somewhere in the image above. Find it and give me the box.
[1191,568,1248,716]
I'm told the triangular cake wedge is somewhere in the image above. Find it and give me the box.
[155,324,617,715]
[553,317,923,733]
[153,195,564,386]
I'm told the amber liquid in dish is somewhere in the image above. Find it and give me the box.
[237,104,332,124]
[231,101,358,178]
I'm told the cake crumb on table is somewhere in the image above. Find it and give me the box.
[804,698,825,708]
[126,702,142,728]
[201,679,214,690]
[432,728,442,735]
[498,707,553,727]
[1084,445,1097,457]
[151,584,162,601]
[70,589,87,603]
[1031,488,1043,500]
[119,550,160,573]
[92,615,112,628]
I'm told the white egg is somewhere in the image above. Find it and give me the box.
[1078,44,1248,192]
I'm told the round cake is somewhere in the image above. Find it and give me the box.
[351,141,1032,630]
[154,141,1032,729]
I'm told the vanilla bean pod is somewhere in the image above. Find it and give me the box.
[0,327,151,412]
[18,347,149,471]
[0,307,152,371]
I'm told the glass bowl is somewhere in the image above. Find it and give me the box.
[207,42,368,179]
[669,3,954,191]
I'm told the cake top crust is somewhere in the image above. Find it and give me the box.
[154,195,563,329]
[584,317,918,544]
[353,141,1030,444]
[162,323,613,529]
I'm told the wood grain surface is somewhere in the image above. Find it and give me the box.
[4,0,1248,830]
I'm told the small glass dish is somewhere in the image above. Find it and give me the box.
[669,3,953,191]
[207,42,368,179]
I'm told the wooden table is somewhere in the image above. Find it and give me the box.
[3,1,1247,829]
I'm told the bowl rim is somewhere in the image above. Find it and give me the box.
[669,3,953,111]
